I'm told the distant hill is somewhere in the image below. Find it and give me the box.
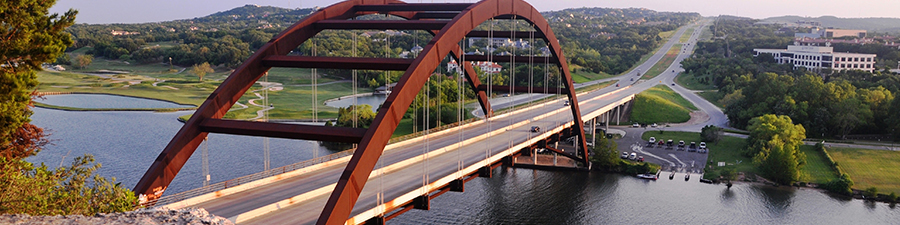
[190,4,315,24]
[762,16,900,33]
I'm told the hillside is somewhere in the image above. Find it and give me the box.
[762,15,900,33]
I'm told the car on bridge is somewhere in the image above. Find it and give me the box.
[530,126,541,133]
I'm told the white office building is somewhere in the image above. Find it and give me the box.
[753,43,876,72]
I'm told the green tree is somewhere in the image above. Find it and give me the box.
[0,155,137,215]
[0,1,137,215]
[72,54,93,69]
[864,187,879,199]
[190,62,214,82]
[700,125,722,143]
[823,173,854,195]
[0,0,76,148]
[590,135,619,170]
[336,105,376,128]
[747,114,807,185]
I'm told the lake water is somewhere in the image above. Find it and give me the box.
[324,94,387,112]
[26,95,899,223]
[37,94,195,109]
[28,95,334,195]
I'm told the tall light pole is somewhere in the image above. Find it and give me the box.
[169,57,173,69]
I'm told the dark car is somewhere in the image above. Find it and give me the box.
[530,126,541,133]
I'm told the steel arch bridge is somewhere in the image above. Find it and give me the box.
[135,0,589,223]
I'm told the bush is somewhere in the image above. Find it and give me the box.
[822,173,854,195]
[864,187,878,199]
[0,155,138,215]
[888,192,898,203]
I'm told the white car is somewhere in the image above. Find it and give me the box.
[632,123,640,128]
[621,152,629,159]
[699,142,707,149]
[629,153,637,160]
[649,137,656,143]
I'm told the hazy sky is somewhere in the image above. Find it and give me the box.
[50,0,900,24]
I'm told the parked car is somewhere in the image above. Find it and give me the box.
[667,139,674,147]
[530,126,541,133]
[688,142,697,152]
[633,123,640,128]
[699,142,707,149]
[621,152,629,159]
[649,137,656,143]
[638,156,644,162]
[678,140,685,147]
[629,153,637,160]
[651,123,658,127]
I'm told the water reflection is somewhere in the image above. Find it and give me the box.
[751,185,796,218]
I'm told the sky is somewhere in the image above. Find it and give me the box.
[50,0,900,24]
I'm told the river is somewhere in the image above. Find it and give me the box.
[27,95,899,223]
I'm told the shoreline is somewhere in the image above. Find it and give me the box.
[35,92,198,112]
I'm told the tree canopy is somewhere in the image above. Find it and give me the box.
[747,114,807,185]
[0,0,76,150]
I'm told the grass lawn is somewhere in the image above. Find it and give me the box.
[38,71,216,106]
[679,28,695,43]
[696,91,724,109]
[643,44,681,79]
[698,23,713,41]
[675,71,716,90]
[571,70,614,83]
[828,147,900,195]
[799,145,840,184]
[630,85,696,124]
[658,30,676,40]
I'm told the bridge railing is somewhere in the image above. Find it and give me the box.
[147,148,356,207]
[146,83,620,207]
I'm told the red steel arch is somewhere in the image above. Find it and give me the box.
[134,0,589,223]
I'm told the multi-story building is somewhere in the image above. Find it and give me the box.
[753,43,876,72]
[794,27,867,39]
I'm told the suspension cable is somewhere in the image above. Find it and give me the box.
[202,136,209,186]
[509,16,516,151]
[312,38,318,123]
[457,39,464,177]
[529,24,534,107]
[264,72,270,171]
[353,30,358,130]
[485,17,493,163]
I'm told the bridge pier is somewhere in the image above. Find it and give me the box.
[364,216,384,225]
[478,166,492,178]
[412,196,430,210]
[449,179,464,192]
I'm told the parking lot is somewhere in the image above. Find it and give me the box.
[613,127,709,173]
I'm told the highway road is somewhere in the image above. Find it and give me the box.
[183,20,710,224]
